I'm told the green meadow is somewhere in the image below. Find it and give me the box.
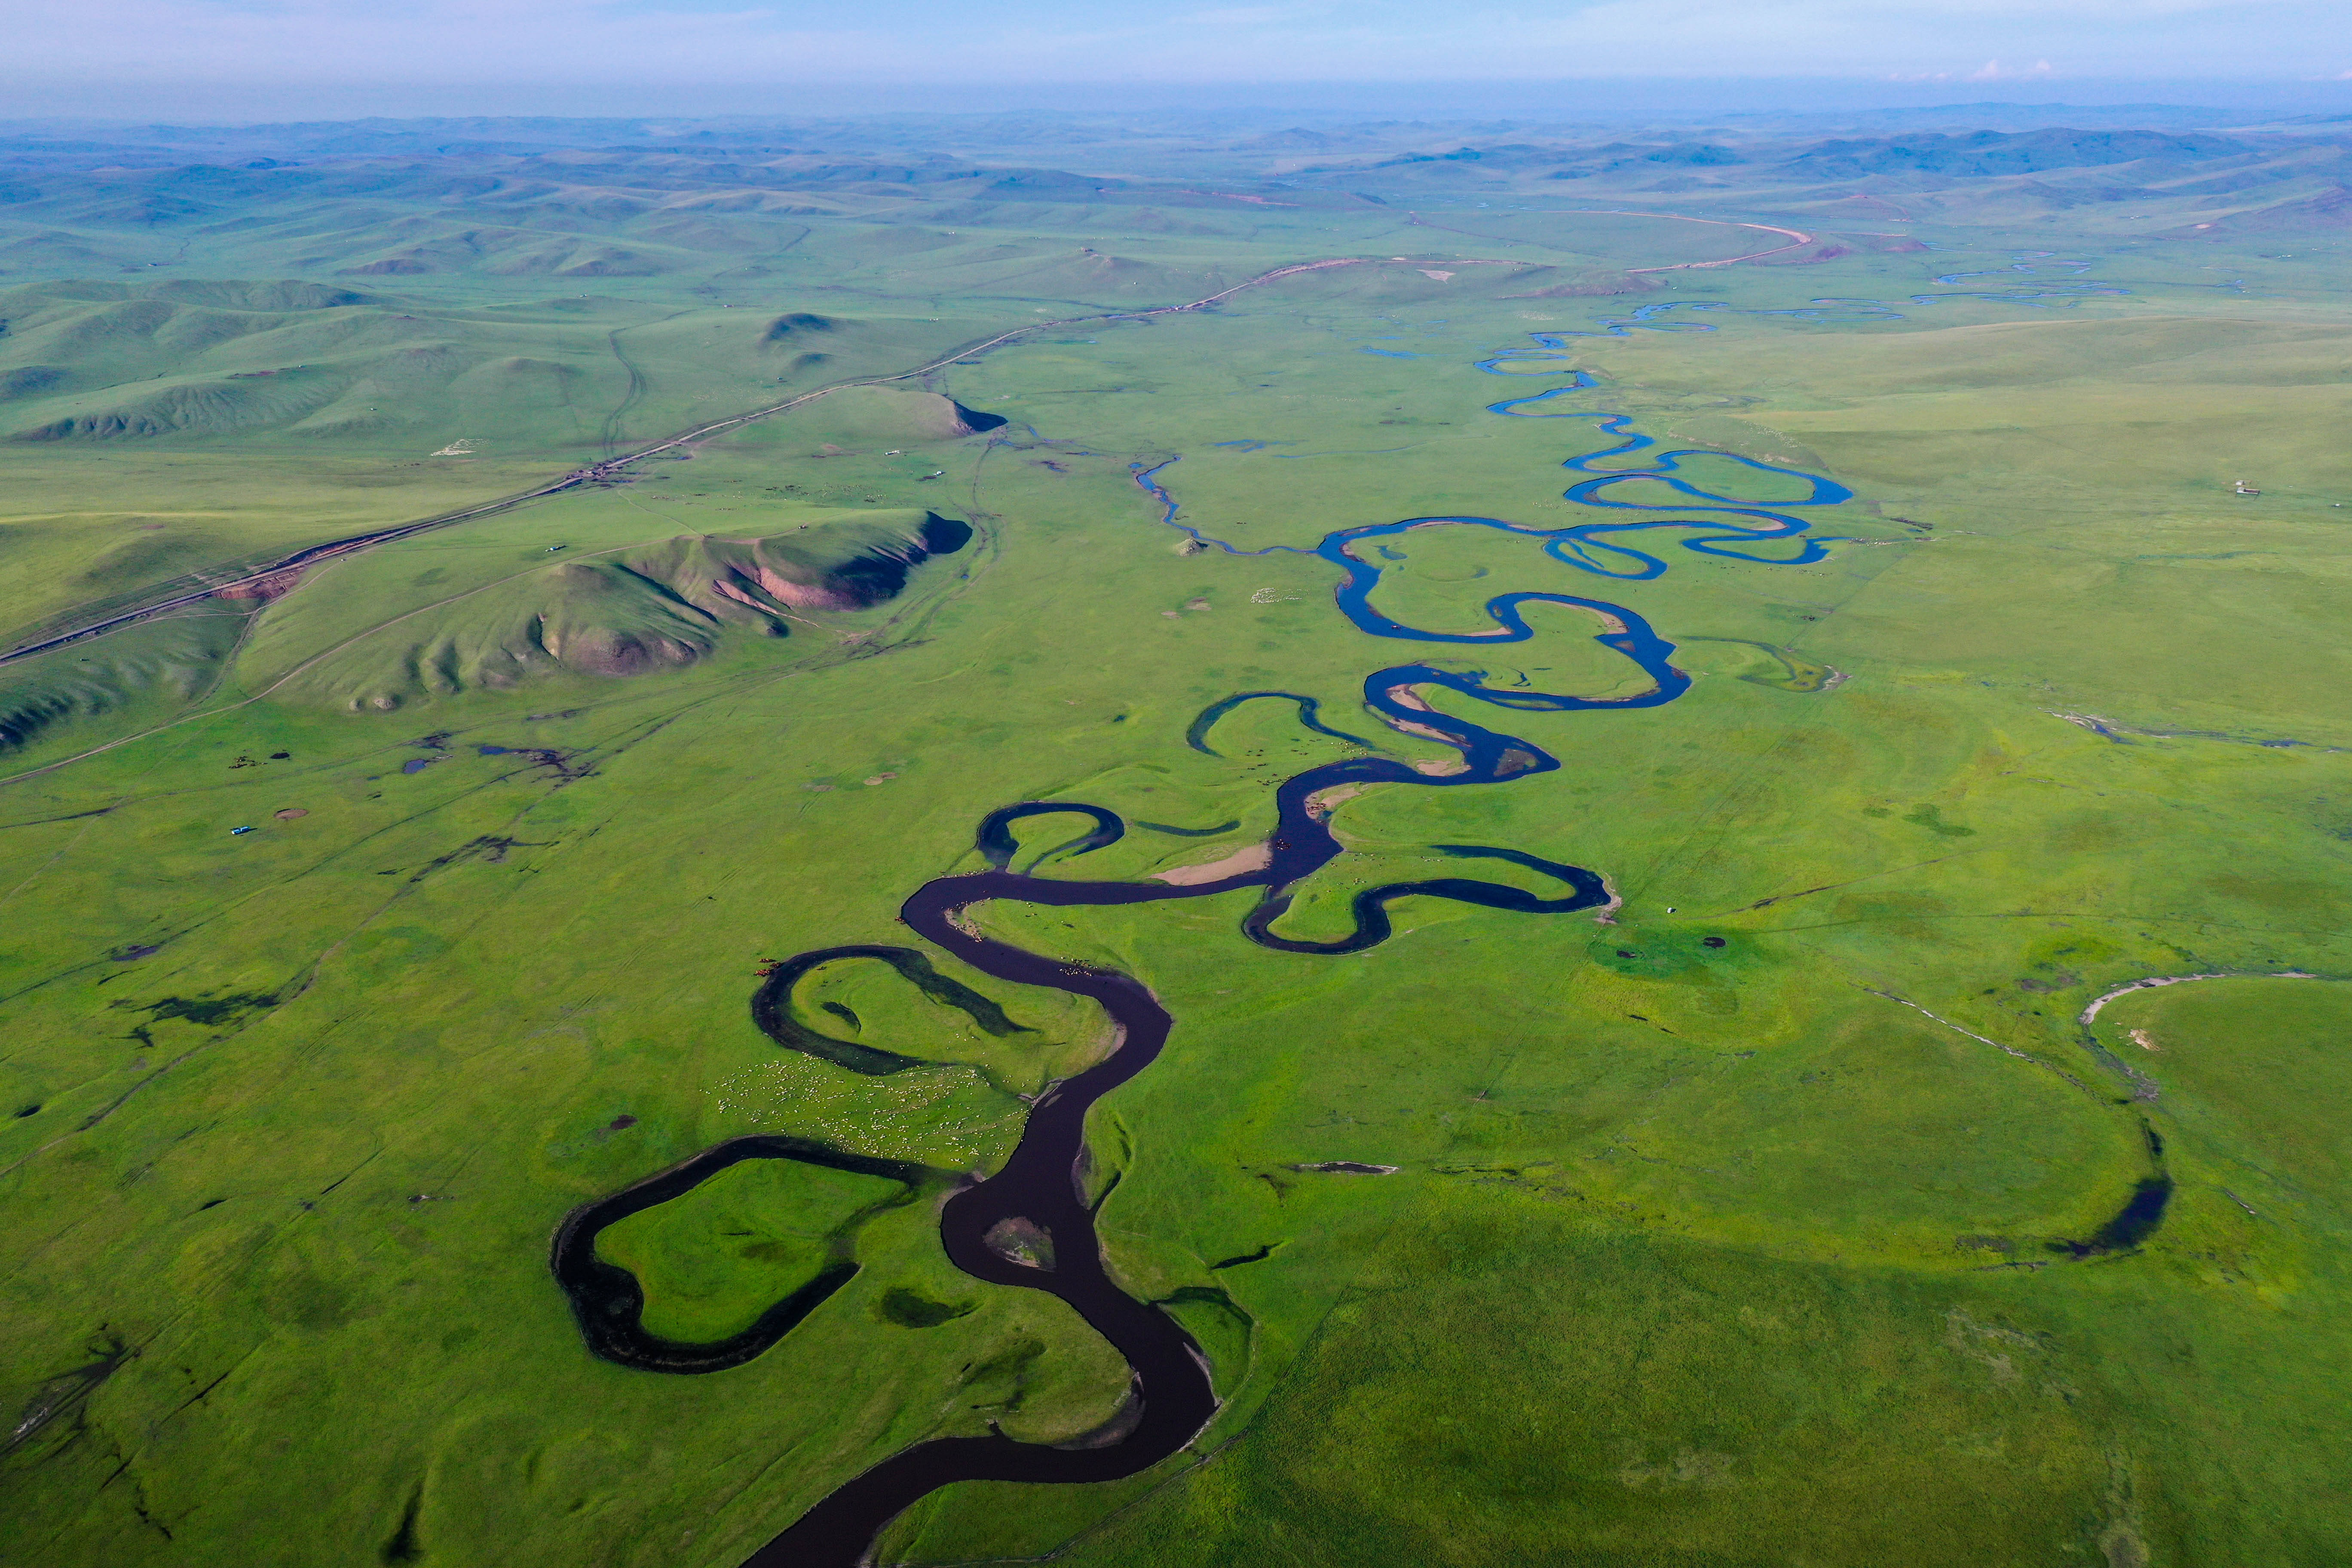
[1,139,2349,1568]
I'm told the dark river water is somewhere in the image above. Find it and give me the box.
[551,298,2155,1565]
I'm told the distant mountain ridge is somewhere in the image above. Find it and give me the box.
[1780,129,2254,180]
[0,108,2344,300]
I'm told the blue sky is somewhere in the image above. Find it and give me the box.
[6,0,2348,119]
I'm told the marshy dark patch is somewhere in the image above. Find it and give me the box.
[2,1336,132,1461]
[877,1287,976,1328]
[12,1103,38,1118]
[606,1115,637,1131]
[1210,1243,1279,1270]
[2052,1177,2174,1259]
[738,1238,800,1264]
[115,990,279,1029]
[1903,803,1975,838]
[109,944,161,962]
[380,1485,425,1564]
[476,746,581,777]
[1587,930,1741,980]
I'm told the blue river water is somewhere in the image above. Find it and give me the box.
[1135,382,1850,585]
[737,308,1876,1564]
[614,265,2156,1566]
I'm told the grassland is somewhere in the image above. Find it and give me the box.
[2,124,2350,1568]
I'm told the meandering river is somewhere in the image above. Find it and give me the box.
[556,315,1902,1565]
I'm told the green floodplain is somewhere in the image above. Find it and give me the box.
[1,115,2350,1565]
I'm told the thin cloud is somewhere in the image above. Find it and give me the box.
[0,0,2339,91]
[1891,55,2055,82]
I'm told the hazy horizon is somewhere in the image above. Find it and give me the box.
[5,81,2351,129]
[4,0,2347,123]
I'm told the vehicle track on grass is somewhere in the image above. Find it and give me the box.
[598,322,656,458]
[1404,208,1816,270]
[2079,970,2324,1024]
[0,438,998,792]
